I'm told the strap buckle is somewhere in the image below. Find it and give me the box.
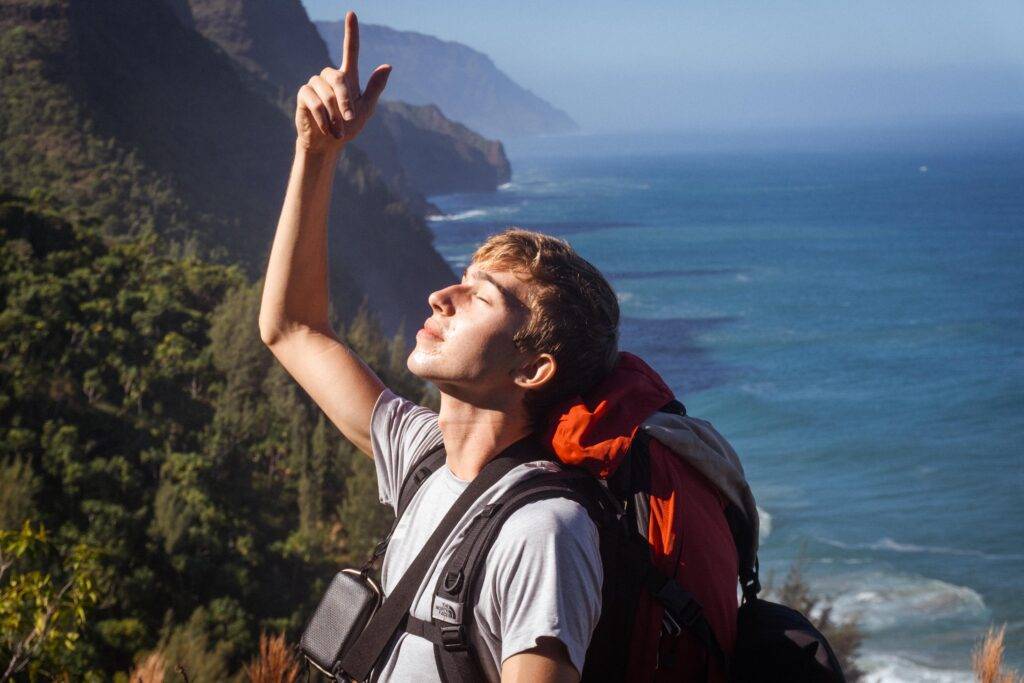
[654,579,703,636]
[440,624,468,652]
[661,598,702,637]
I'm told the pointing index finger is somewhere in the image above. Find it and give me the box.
[341,10,359,89]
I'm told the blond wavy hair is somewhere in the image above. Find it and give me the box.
[471,227,620,430]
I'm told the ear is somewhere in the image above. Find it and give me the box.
[512,353,556,391]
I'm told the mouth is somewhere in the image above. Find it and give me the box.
[419,319,445,341]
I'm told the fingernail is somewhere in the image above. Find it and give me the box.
[343,109,354,121]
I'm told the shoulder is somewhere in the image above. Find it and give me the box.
[501,494,598,542]
[371,387,440,431]
[488,478,601,575]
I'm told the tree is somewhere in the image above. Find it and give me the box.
[0,521,103,681]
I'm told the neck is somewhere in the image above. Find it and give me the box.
[437,392,535,480]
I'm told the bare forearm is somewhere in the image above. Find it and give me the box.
[259,142,344,341]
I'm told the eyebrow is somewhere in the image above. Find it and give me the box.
[462,266,521,309]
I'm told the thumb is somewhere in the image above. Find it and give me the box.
[361,64,392,114]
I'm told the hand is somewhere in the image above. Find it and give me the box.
[295,10,391,153]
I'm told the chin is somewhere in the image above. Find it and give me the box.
[407,348,437,377]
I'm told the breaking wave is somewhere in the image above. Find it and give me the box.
[857,653,972,683]
[426,209,489,222]
[820,536,1024,561]
[820,570,988,631]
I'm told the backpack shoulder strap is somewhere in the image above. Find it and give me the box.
[397,441,448,519]
[360,441,447,572]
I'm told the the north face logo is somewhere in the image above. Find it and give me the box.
[432,598,462,624]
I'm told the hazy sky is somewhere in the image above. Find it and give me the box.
[302,0,1024,133]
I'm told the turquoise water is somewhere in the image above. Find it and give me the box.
[425,134,1024,681]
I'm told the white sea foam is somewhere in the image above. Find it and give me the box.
[819,571,988,631]
[427,209,489,222]
[820,536,1024,561]
[428,205,522,222]
[857,652,972,683]
[757,506,772,539]
[616,291,634,303]
[448,254,473,268]
[498,182,513,190]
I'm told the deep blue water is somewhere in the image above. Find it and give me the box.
[425,133,1024,681]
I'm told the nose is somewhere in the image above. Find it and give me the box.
[427,282,467,315]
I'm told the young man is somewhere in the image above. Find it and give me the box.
[259,12,620,682]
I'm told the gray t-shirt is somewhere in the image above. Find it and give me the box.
[369,388,603,682]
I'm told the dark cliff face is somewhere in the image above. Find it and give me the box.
[0,0,454,340]
[187,0,512,201]
[317,20,579,139]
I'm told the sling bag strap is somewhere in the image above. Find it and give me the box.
[406,469,618,682]
[360,443,448,573]
[339,434,546,681]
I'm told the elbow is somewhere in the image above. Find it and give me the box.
[259,317,326,347]
[259,328,281,348]
[258,315,285,347]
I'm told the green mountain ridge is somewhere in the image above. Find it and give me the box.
[0,0,455,341]
[317,19,579,139]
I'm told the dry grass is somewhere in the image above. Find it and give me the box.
[974,624,1022,683]
[244,631,301,683]
[128,651,166,683]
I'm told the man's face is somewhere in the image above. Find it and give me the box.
[408,262,535,404]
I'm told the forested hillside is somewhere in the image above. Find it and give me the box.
[0,195,436,679]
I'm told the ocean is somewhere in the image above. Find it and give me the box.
[424,131,1024,681]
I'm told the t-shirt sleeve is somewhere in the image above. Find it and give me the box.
[486,498,603,675]
[369,387,444,512]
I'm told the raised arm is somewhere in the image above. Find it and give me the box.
[259,10,392,459]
